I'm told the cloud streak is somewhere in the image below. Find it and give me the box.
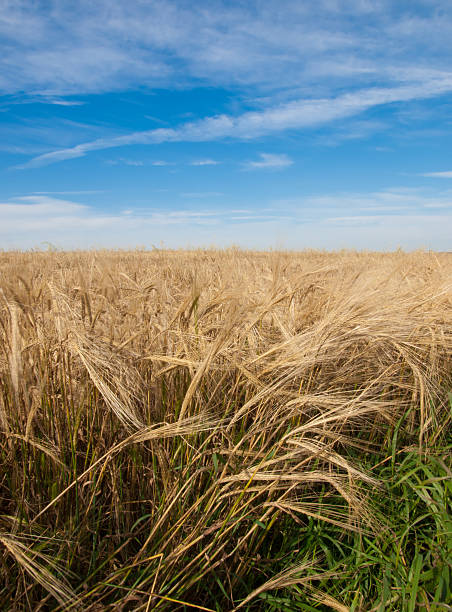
[422,171,452,178]
[2,190,450,250]
[0,196,271,237]
[245,153,293,170]
[2,1,452,97]
[44,99,85,106]
[181,192,224,198]
[190,159,220,166]
[17,76,452,169]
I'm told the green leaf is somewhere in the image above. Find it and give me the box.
[408,553,423,612]
[254,520,267,530]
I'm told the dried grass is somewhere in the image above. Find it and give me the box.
[0,248,450,610]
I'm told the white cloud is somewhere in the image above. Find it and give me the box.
[181,192,223,198]
[2,1,452,98]
[0,195,90,232]
[279,188,452,216]
[423,202,452,209]
[32,190,105,195]
[107,158,144,166]
[19,76,452,169]
[122,159,143,166]
[1,190,451,251]
[3,96,85,107]
[0,113,119,159]
[44,99,85,106]
[14,195,85,208]
[245,153,293,170]
[106,158,174,166]
[325,215,383,227]
[190,159,220,166]
[422,171,452,178]
[0,195,261,242]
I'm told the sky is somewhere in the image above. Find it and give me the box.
[1,0,451,251]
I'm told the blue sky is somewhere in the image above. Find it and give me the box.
[1,0,451,250]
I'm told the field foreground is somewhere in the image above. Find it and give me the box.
[0,249,451,611]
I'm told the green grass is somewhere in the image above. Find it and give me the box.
[231,398,452,612]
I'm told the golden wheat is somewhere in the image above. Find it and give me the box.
[0,248,450,610]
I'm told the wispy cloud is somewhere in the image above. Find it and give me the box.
[422,171,452,178]
[45,99,85,106]
[181,192,223,198]
[0,196,91,232]
[106,158,144,166]
[106,158,173,166]
[0,196,272,243]
[145,115,168,125]
[291,187,452,213]
[0,95,85,107]
[244,153,293,170]
[32,190,106,195]
[325,215,383,227]
[2,190,450,250]
[18,77,452,169]
[313,119,388,147]
[190,159,220,166]
[2,1,452,97]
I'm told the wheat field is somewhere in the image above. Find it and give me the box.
[0,249,451,611]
